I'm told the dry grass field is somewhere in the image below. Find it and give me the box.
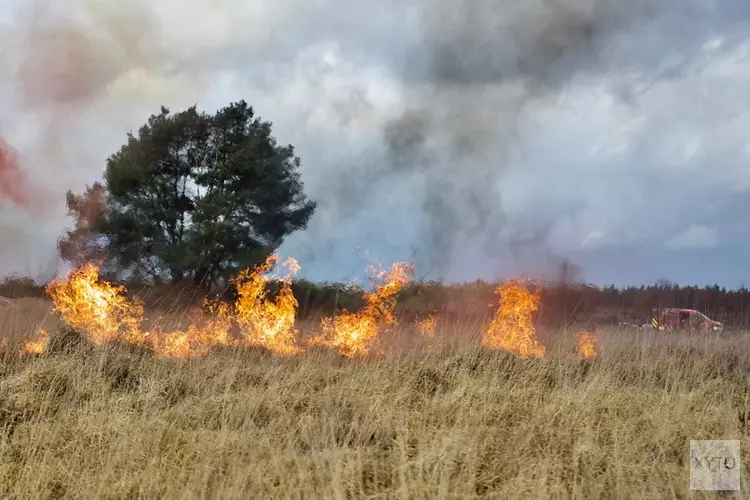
[0,297,747,499]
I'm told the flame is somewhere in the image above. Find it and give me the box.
[482,279,545,358]
[307,262,415,357]
[20,328,49,355]
[416,314,439,339]
[576,331,598,359]
[233,255,303,355]
[34,255,302,358]
[21,257,581,363]
[45,263,146,346]
[148,302,235,359]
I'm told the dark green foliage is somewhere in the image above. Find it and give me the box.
[58,101,316,287]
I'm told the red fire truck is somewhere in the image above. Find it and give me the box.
[650,308,723,332]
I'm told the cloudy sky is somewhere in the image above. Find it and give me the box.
[2,0,750,287]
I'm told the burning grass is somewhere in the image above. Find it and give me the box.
[19,258,562,362]
[0,321,747,498]
[0,261,748,498]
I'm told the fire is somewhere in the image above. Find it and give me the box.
[312,314,378,358]
[45,263,146,346]
[576,331,598,359]
[308,262,415,357]
[20,328,49,355]
[18,256,591,363]
[482,279,545,359]
[233,255,303,355]
[148,303,235,359]
[31,255,303,358]
[416,313,439,339]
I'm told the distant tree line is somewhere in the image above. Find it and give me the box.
[387,280,750,328]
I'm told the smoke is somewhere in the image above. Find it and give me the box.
[262,0,750,284]
[355,0,654,277]
[307,0,650,279]
[1,0,748,283]
[0,138,48,216]
[287,0,749,283]
[6,0,184,164]
[0,0,211,272]
[16,3,159,105]
[0,0,173,274]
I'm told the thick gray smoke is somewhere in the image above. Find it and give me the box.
[324,0,659,278]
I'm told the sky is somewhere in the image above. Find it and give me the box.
[2,0,750,287]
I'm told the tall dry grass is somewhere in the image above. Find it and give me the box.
[0,299,748,498]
